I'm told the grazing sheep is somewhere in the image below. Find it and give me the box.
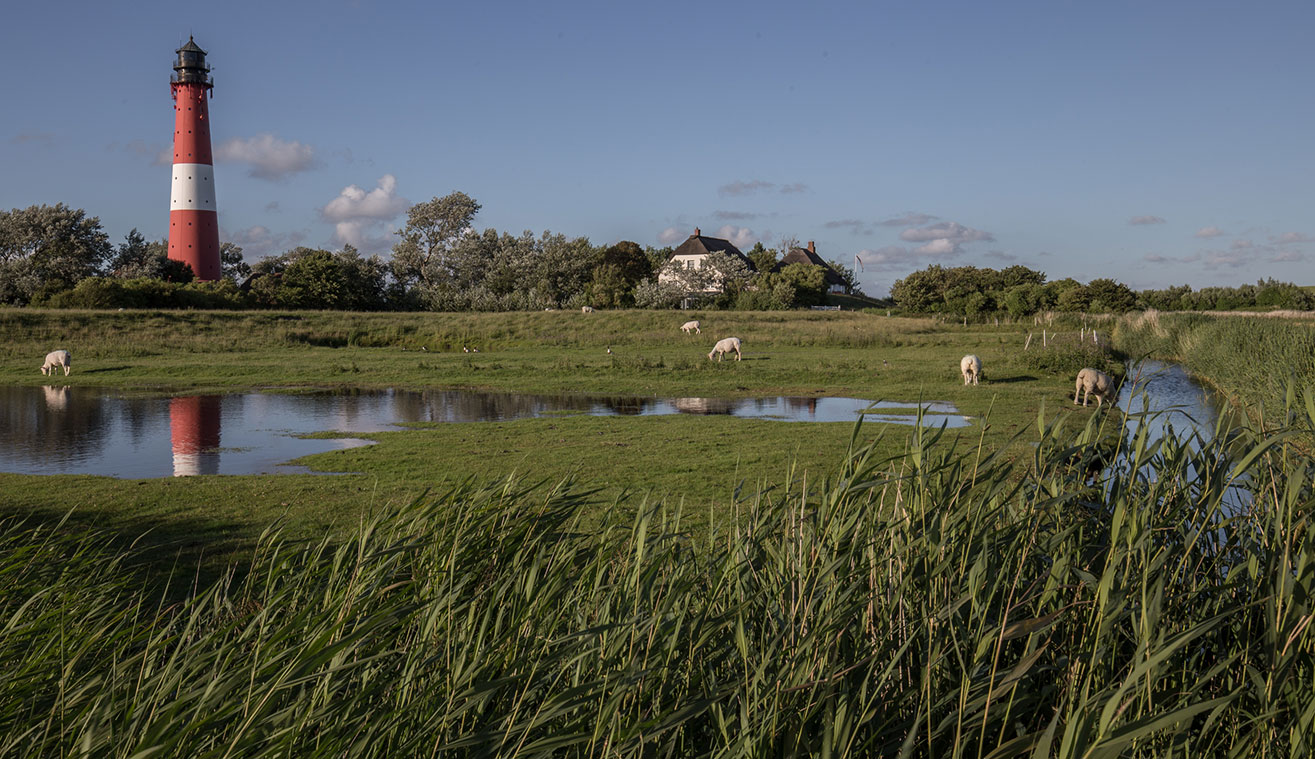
[707,337,742,362]
[681,320,701,334]
[41,350,71,376]
[1074,367,1115,407]
[960,354,982,385]
[581,305,595,313]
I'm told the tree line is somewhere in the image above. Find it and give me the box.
[4,199,1308,313]
[890,264,1314,316]
[0,196,860,311]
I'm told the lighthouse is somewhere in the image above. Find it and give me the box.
[168,37,220,281]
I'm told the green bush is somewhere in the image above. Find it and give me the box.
[36,277,246,310]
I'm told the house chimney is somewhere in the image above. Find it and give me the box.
[694,227,701,237]
[807,241,815,254]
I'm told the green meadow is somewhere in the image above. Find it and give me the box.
[0,309,1111,563]
[2,308,1311,754]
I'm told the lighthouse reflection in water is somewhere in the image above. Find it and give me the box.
[170,396,222,476]
[0,387,970,479]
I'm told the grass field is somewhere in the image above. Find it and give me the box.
[2,308,1312,754]
[0,308,1116,570]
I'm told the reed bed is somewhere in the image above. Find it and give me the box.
[2,394,1312,757]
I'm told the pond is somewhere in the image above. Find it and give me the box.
[0,387,970,478]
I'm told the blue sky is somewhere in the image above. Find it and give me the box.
[2,0,1311,296]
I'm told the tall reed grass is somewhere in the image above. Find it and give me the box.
[2,397,1312,756]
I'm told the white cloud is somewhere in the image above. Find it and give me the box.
[879,212,938,228]
[855,244,961,272]
[1128,215,1166,225]
[913,238,958,255]
[1272,231,1313,245]
[1269,250,1305,263]
[716,225,759,249]
[895,220,994,256]
[1194,226,1225,238]
[824,219,871,235]
[779,182,808,194]
[1230,239,1254,250]
[899,221,993,244]
[321,174,410,251]
[215,134,317,180]
[657,227,684,245]
[715,210,762,221]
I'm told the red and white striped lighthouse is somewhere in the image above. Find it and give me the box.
[168,37,220,281]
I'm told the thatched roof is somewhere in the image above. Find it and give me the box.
[669,229,755,270]
[778,244,845,287]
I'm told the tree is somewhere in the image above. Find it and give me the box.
[390,192,481,290]
[108,229,193,283]
[1085,278,1137,313]
[996,265,1046,289]
[746,242,777,274]
[249,246,389,310]
[598,241,652,285]
[220,242,251,283]
[775,262,829,307]
[0,203,112,304]
[890,265,949,312]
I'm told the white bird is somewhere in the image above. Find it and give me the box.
[463,347,469,353]
[883,359,890,368]
[472,348,479,353]
[606,346,612,354]
[421,346,427,351]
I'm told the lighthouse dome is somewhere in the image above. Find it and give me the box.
[173,37,211,84]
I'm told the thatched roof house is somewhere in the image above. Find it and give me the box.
[777,241,846,293]
[659,228,756,293]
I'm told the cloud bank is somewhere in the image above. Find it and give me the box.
[717,179,808,197]
[215,134,317,180]
[321,174,410,251]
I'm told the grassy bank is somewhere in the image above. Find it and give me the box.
[1113,310,1315,422]
[2,405,1311,755]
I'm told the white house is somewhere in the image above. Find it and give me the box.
[658,228,756,293]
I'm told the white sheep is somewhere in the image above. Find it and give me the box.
[707,337,742,362]
[681,320,701,334]
[1074,367,1115,407]
[41,350,71,376]
[960,354,981,385]
[581,305,595,313]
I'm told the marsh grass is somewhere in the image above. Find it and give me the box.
[3,395,1311,756]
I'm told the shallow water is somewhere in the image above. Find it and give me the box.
[1113,360,1248,512]
[0,387,969,478]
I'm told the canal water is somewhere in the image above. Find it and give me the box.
[0,387,969,478]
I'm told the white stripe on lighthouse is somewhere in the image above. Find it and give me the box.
[169,163,217,210]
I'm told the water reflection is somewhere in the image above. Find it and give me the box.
[170,395,222,477]
[0,387,969,478]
